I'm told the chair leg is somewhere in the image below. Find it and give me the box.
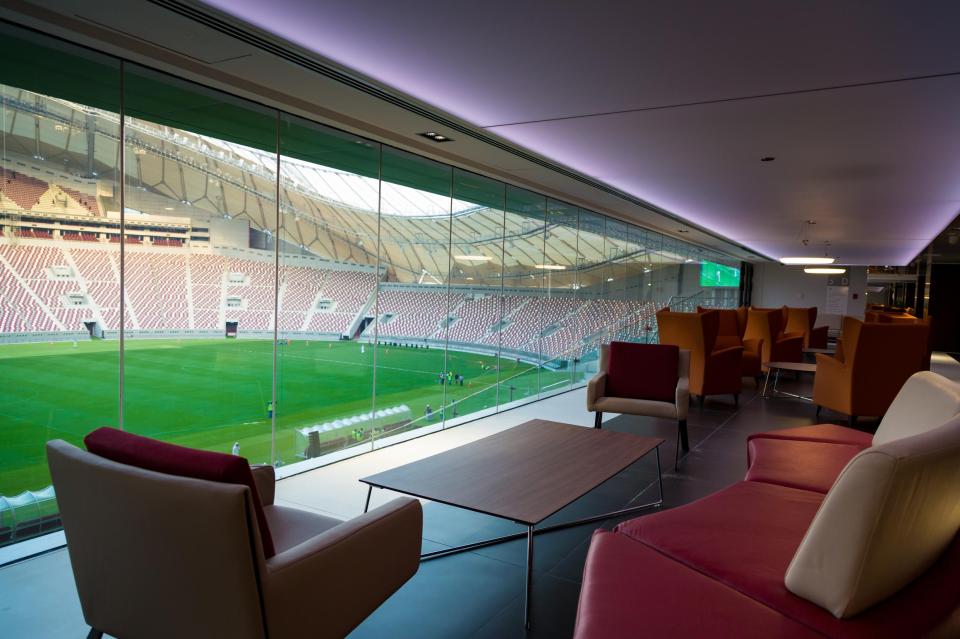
[815,405,822,418]
[849,415,858,429]
[87,629,103,639]
[594,411,602,429]
[675,419,689,471]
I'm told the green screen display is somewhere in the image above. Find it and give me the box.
[700,261,741,287]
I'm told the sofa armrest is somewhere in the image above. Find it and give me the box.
[587,372,607,410]
[251,464,275,506]
[711,345,744,366]
[809,325,829,349]
[775,334,804,361]
[264,497,422,639]
[742,337,763,356]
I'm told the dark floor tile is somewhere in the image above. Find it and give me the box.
[469,571,582,639]
[348,552,522,639]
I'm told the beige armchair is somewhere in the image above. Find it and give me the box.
[47,439,422,639]
[587,342,690,469]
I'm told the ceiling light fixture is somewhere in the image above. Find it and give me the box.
[419,131,453,143]
[804,267,847,274]
[534,264,566,270]
[454,254,492,262]
[780,256,836,265]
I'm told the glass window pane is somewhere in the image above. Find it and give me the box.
[539,200,580,395]
[121,64,277,463]
[277,114,380,464]
[0,25,120,546]
[446,169,505,420]
[498,186,546,406]
[373,147,452,446]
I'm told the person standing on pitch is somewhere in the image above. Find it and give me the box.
[232,442,240,456]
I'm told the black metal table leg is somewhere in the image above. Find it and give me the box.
[524,525,534,630]
[363,484,373,513]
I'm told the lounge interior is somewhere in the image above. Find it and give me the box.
[1,3,959,638]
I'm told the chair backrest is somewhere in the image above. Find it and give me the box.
[696,306,744,339]
[657,310,720,394]
[785,413,960,618]
[47,440,268,639]
[743,308,781,363]
[841,317,930,416]
[602,342,682,402]
[784,307,817,344]
[874,371,960,446]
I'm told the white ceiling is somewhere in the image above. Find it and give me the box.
[192,0,960,265]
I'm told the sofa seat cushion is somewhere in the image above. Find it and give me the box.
[748,424,873,450]
[746,438,864,494]
[574,530,822,639]
[84,427,276,557]
[263,505,342,554]
[616,482,822,600]
[616,481,960,638]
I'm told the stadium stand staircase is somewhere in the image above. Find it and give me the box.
[61,247,108,330]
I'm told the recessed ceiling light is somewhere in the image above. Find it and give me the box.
[419,131,454,143]
[780,256,836,265]
[761,156,776,162]
[804,267,847,274]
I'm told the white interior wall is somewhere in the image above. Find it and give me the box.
[751,263,867,329]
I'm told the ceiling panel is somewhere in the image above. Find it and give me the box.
[195,0,960,265]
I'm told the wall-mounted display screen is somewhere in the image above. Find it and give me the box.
[700,261,741,287]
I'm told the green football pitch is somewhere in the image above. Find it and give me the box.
[0,338,581,498]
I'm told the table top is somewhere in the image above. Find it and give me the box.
[766,361,818,373]
[361,419,664,526]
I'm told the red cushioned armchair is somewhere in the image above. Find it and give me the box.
[48,429,423,639]
[588,342,691,469]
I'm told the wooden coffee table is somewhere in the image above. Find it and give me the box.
[360,419,664,628]
[762,361,818,400]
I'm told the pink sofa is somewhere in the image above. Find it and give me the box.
[573,372,960,638]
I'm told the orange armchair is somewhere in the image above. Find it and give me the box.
[657,309,742,406]
[813,316,930,426]
[784,306,829,349]
[744,308,804,365]
[697,305,763,380]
